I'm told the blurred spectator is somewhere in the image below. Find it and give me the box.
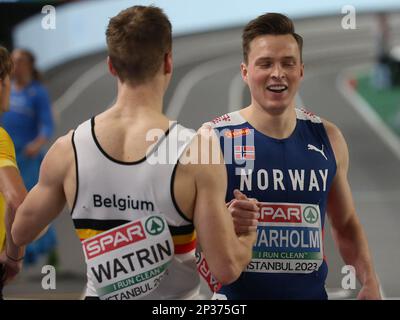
[372,12,392,89]
[0,49,58,268]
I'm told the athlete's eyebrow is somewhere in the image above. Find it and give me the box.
[255,56,297,64]
[281,56,297,61]
[254,57,273,64]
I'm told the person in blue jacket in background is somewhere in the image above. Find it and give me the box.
[0,49,58,268]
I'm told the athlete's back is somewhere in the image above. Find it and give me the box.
[70,109,203,299]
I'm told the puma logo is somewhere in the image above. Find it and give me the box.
[307,144,328,160]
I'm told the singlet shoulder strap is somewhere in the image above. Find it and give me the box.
[203,111,247,129]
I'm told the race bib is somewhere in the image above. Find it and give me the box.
[82,215,174,300]
[247,202,323,274]
[196,251,222,294]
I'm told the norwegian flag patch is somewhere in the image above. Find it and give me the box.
[234,145,255,160]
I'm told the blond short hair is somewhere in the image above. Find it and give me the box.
[106,5,172,84]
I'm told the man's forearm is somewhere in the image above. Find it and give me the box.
[332,216,378,285]
[5,207,25,259]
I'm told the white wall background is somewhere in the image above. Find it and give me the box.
[13,0,400,71]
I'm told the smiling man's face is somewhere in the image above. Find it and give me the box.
[241,34,304,115]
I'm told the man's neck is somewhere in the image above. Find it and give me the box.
[240,103,297,140]
[111,80,165,117]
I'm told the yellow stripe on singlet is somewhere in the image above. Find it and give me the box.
[76,229,105,241]
[172,231,196,245]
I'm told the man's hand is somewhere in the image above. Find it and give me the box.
[23,141,42,158]
[228,189,259,235]
[0,251,23,285]
[23,136,48,158]
[357,279,382,300]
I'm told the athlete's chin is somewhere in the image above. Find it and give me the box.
[259,103,290,116]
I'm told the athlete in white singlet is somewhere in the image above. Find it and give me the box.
[11,6,257,300]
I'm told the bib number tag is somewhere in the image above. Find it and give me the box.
[247,202,323,274]
[196,251,222,295]
[82,215,174,300]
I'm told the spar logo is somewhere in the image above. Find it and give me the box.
[259,204,302,223]
[259,204,320,225]
[83,221,146,260]
[145,216,165,235]
[303,206,319,224]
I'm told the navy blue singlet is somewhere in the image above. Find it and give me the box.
[208,108,337,300]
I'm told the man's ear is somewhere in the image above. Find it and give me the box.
[107,56,118,77]
[164,52,173,75]
[300,62,304,80]
[241,62,248,84]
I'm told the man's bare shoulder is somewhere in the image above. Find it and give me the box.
[322,119,346,145]
[50,130,74,157]
[40,130,75,182]
[177,125,225,183]
[322,118,348,166]
[193,125,224,165]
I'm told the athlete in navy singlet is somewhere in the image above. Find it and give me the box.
[210,108,335,299]
[205,13,381,300]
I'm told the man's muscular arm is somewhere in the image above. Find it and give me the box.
[12,132,74,246]
[325,120,381,300]
[189,128,257,284]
